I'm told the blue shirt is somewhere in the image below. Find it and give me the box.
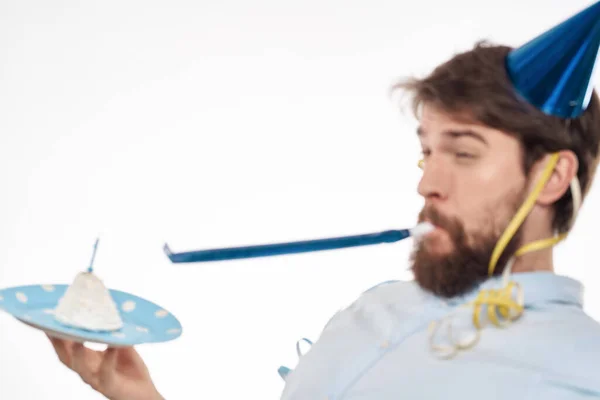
[279,272,600,399]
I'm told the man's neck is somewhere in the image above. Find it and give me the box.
[512,211,556,274]
[510,247,554,273]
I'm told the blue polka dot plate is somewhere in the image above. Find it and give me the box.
[0,284,182,347]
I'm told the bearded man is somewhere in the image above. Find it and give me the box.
[48,3,600,399]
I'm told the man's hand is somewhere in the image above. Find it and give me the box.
[47,334,164,400]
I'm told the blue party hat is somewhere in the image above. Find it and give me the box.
[506,1,600,118]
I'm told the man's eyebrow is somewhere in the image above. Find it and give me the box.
[416,127,488,146]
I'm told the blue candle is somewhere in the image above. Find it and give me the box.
[87,238,99,273]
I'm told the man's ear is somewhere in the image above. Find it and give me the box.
[531,151,579,206]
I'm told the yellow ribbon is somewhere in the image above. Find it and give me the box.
[487,153,562,276]
[419,152,576,358]
[472,153,563,331]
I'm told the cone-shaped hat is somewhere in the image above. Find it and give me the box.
[506,1,600,118]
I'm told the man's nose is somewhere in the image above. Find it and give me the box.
[417,157,450,201]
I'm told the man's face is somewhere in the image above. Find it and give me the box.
[411,105,529,298]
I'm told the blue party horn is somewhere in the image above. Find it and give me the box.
[163,222,434,263]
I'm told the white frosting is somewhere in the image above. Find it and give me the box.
[54,272,123,332]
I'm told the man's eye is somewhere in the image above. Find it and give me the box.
[418,150,431,169]
[455,152,474,159]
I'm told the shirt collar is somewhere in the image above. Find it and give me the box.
[444,271,584,308]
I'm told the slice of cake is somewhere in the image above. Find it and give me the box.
[54,271,123,332]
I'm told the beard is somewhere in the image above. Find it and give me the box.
[410,194,525,299]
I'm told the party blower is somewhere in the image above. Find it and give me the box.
[163,222,435,263]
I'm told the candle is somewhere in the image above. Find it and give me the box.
[87,238,99,273]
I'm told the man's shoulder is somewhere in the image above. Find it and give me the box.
[362,279,405,294]
[361,278,424,295]
[339,279,427,317]
[502,305,600,390]
[358,279,426,304]
[532,305,600,340]
[554,308,600,349]
[320,279,424,331]
[508,300,600,351]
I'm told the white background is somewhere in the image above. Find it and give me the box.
[1,0,599,399]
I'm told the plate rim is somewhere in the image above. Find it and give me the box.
[0,283,183,346]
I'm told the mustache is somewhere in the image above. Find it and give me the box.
[417,205,468,243]
[418,206,454,230]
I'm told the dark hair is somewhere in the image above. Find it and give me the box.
[394,40,600,234]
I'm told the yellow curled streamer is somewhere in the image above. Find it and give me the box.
[470,153,563,332]
[420,152,577,358]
